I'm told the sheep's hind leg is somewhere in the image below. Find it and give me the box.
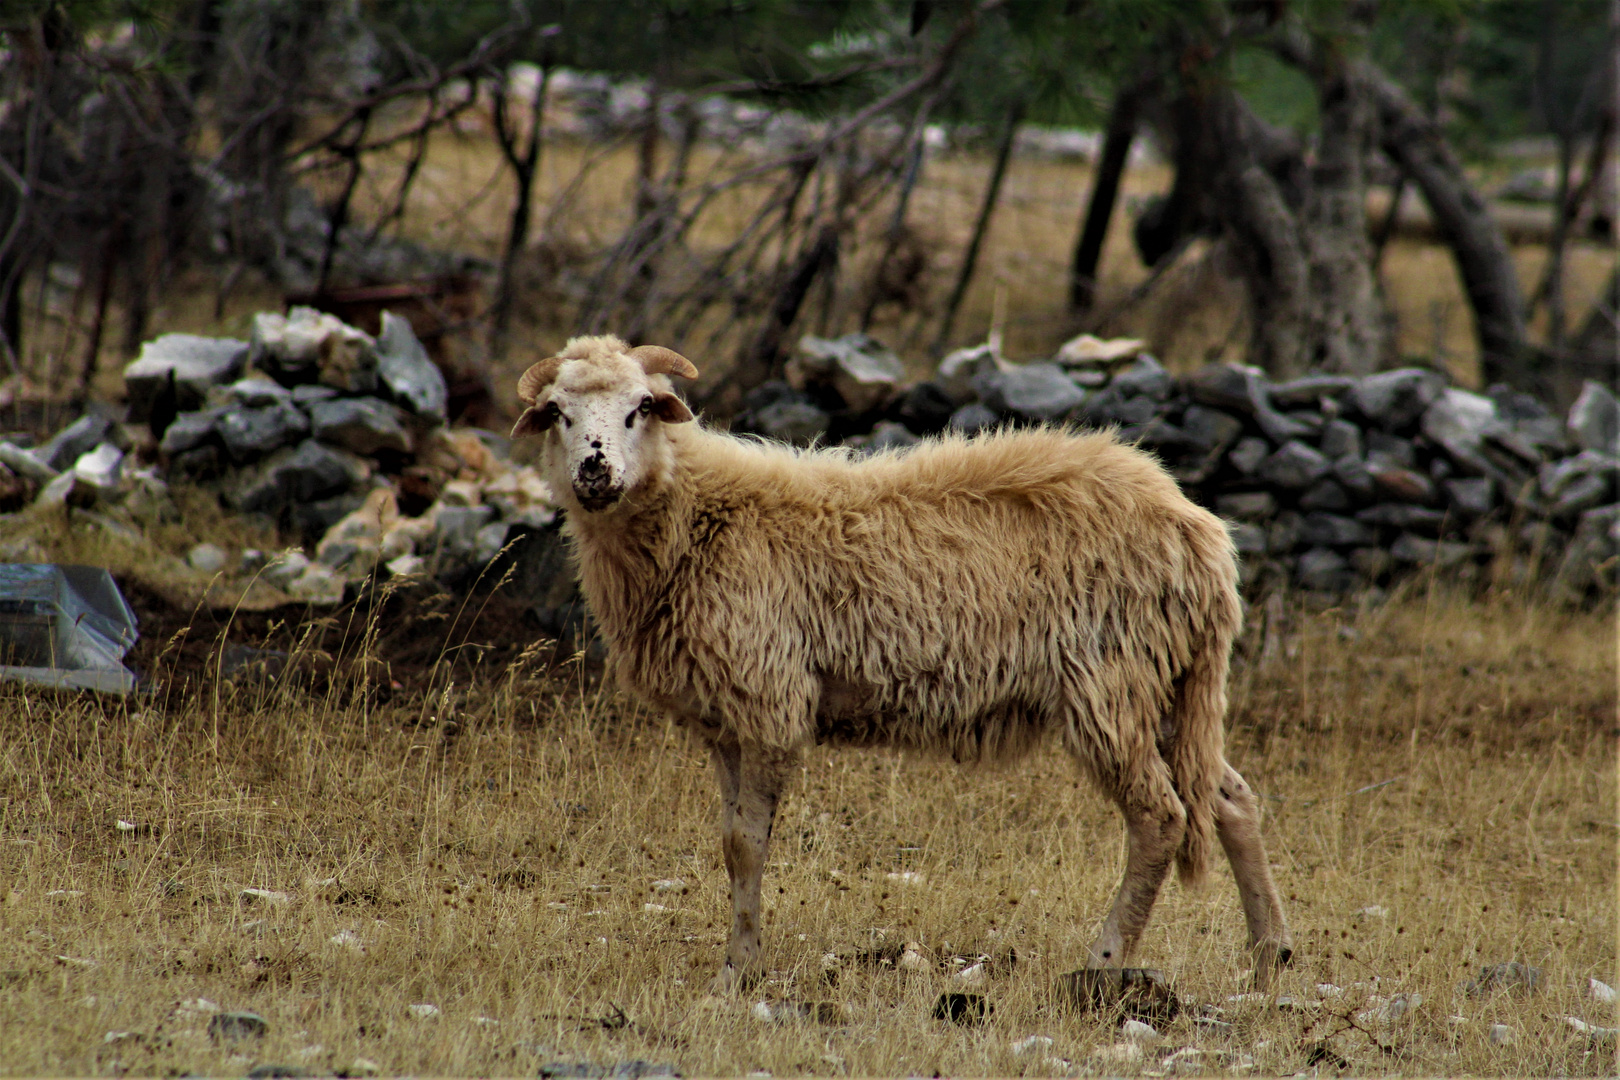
[1086,760,1186,969]
[708,737,794,993]
[1215,762,1293,988]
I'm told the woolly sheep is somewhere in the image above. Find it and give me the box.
[512,335,1293,994]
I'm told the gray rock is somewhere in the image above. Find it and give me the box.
[34,470,80,508]
[1357,503,1448,531]
[220,377,293,408]
[1429,454,1455,480]
[70,443,123,497]
[1186,365,1261,414]
[473,521,511,567]
[1554,504,1620,592]
[1270,374,1358,408]
[188,543,228,574]
[1109,355,1174,401]
[538,1061,680,1079]
[1365,430,1416,468]
[1488,384,1552,421]
[376,311,448,422]
[251,307,378,393]
[936,343,998,402]
[796,333,905,412]
[1511,415,1567,455]
[434,505,496,551]
[1567,379,1619,455]
[1421,388,1502,472]
[1121,418,1186,450]
[168,444,225,483]
[0,441,58,483]
[218,402,311,463]
[1217,492,1277,521]
[1319,418,1363,461]
[1391,534,1475,566]
[1299,480,1351,511]
[895,382,956,435]
[1368,464,1435,504]
[748,399,830,446]
[1333,455,1376,500]
[1538,450,1617,498]
[1445,477,1495,516]
[1297,547,1352,591]
[1229,523,1267,554]
[308,397,411,456]
[1180,405,1243,454]
[973,363,1086,421]
[1553,472,1612,519]
[294,491,367,541]
[1258,441,1331,489]
[123,334,249,421]
[291,383,339,405]
[1268,511,1303,553]
[233,440,367,515]
[158,409,225,456]
[37,414,113,471]
[868,420,921,452]
[1302,512,1375,547]
[208,1010,268,1042]
[1228,437,1270,475]
[1350,547,1392,579]
[1113,395,1160,426]
[1463,961,1542,998]
[1255,407,1316,444]
[947,403,1000,435]
[1352,367,1447,430]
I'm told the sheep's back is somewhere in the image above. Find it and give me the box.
[624,426,1238,757]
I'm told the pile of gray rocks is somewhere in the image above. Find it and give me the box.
[738,333,1618,599]
[0,308,555,604]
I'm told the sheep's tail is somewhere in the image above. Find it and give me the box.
[1169,617,1236,888]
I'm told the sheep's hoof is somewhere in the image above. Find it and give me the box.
[1249,941,1295,989]
[1057,967,1180,1021]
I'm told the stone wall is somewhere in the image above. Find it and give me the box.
[738,334,1618,600]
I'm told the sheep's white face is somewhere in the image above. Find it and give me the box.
[511,342,697,513]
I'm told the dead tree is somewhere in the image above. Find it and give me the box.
[934,97,1025,353]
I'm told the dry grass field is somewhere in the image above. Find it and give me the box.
[0,551,1613,1077]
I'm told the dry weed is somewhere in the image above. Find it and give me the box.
[0,585,1613,1077]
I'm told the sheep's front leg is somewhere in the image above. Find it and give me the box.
[708,737,794,993]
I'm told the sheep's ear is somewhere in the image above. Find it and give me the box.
[629,345,699,380]
[652,393,693,424]
[517,356,564,405]
[510,404,554,438]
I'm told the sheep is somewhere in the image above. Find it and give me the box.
[511,334,1293,995]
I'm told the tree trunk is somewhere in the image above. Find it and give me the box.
[740,224,840,388]
[1208,80,1385,378]
[934,98,1024,353]
[490,66,549,360]
[1070,77,1149,311]
[1365,65,1529,387]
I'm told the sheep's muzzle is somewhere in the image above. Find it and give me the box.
[573,454,621,511]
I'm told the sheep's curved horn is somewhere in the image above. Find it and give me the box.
[517,356,564,405]
[629,345,699,380]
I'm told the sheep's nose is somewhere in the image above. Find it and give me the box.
[578,454,608,481]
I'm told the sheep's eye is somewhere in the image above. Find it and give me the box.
[542,402,568,428]
[629,396,653,427]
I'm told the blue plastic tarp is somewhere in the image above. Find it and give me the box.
[0,564,139,694]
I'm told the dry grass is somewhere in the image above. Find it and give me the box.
[0,579,1613,1078]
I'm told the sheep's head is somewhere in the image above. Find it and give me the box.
[510,335,698,512]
